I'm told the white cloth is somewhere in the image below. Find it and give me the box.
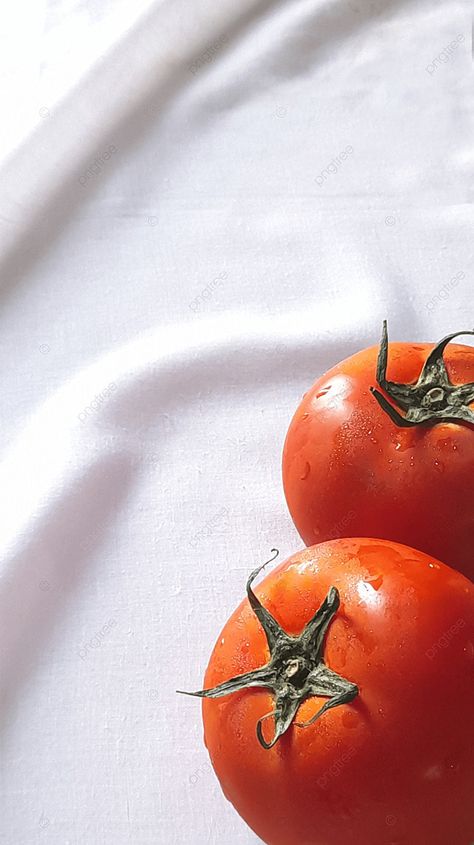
[0,1,472,843]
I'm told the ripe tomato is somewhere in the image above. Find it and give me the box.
[282,324,474,580]
[187,540,474,845]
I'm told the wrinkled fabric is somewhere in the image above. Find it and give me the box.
[0,1,472,842]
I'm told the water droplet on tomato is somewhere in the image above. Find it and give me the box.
[300,461,311,480]
[437,436,460,453]
[392,432,412,452]
[301,412,309,420]
[342,711,358,729]
[437,436,452,449]
[443,757,460,776]
[464,641,474,659]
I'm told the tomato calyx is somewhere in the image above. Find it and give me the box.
[178,550,359,750]
[370,320,474,427]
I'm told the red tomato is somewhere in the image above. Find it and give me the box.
[282,325,474,580]
[193,540,474,845]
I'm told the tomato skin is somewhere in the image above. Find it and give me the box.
[282,341,474,581]
[202,539,474,845]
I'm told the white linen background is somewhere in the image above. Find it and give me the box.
[0,0,472,843]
